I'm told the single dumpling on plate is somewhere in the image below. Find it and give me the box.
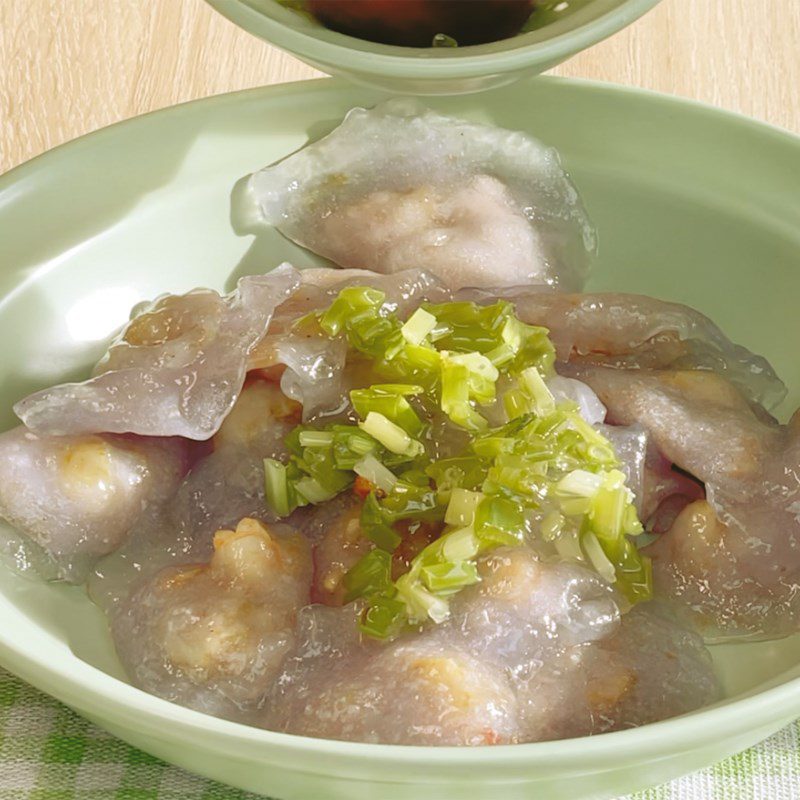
[247,99,596,291]
[110,517,312,720]
[0,427,188,582]
[460,287,786,410]
[14,265,301,440]
[564,363,800,640]
[88,372,304,612]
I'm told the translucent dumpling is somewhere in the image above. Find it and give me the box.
[111,518,311,720]
[266,548,717,744]
[273,626,521,745]
[89,375,302,611]
[0,426,187,582]
[566,364,800,640]
[14,265,301,440]
[512,603,719,740]
[458,288,786,410]
[247,100,595,291]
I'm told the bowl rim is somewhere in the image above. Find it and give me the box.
[1,74,800,772]
[203,0,664,79]
[1,608,799,768]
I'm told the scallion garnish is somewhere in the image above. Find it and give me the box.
[263,458,292,518]
[263,287,652,638]
[359,412,424,457]
[401,307,437,345]
[354,453,398,494]
[350,384,425,437]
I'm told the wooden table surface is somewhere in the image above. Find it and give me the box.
[0,0,799,174]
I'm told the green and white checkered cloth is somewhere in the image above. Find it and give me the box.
[0,668,797,800]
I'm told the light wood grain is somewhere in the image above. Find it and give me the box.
[1,0,798,174]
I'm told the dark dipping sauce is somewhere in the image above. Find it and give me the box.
[304,0,536,47]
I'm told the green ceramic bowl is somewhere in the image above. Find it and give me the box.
[205,0,662,94]
[1,76,800,799]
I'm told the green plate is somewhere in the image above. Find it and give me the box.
[0,76,799,800]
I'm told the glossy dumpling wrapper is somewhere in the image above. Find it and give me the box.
[562,366,779,491]
[283,638,520,746]
[459,288,786,410]
[544,373,650,506]
[266,604,522,746]
[303,497,371,606]
[266,550,618,744]
[14,265,301,440]
[443,548,622,662]
[547,374,607,425]
[111,518,312,720]
[247,100,596,291]
[248,268,451,420]
[639,443,705,532]
[0,426,187,582]
[267,549,717,744]
[565,364,800,640]
[513,603,719,741]
[89,376,301,612]
[286,267,451,319]
[439,552,717,740]
[587,604,720,727]
[162,383,298,552]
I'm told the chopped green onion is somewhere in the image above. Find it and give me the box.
[350,385,424,437]
[556,469,604,499]
[359,412,424,457]
[471,436,517,458]
[268,286,652,639]
[501,315,527,350]
[444,488,484,527]
[519,366,556,416]
[474,496,525,547]
[343,548,392,603]
[395,572,450,624]
[554,527,584,562]
[264,458,292,517]
[420,561,479,594]
[401,307,437,345]
[361,383,424,396]
[441,526,480,562]
[590,482,629,540]
[294,476,338,504]
[298,430,335,448]
[501,317,556,374]
[565,413,619,464]
[485,342,515,368]
[422,301,506,351]
[318,286,385,337]
[426,456,487,502]
[359,596,407,639]
[445,351,499,405]
[503,388,532,421]
[346,430,377,457]
[360,492,402,551]
[440,358,488,432]
[540,510,565,542]
[354,453,398,494]
[582,531,617,584]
